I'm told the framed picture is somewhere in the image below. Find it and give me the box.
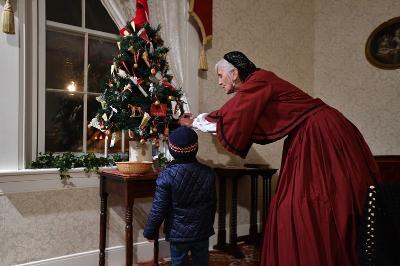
[365,17,400,70]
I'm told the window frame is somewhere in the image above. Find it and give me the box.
[37,0,120,155]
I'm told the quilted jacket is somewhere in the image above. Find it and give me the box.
[143,158,216,242]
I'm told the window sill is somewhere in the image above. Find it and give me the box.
[0,167,115,195]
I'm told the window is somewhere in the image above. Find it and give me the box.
[37,0,125,155]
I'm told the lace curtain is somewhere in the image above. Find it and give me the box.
[100,0,135,29]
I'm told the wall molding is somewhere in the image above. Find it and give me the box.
[17,241,169,266]
[0,167,115,195]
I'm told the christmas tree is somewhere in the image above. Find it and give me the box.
[89,0,184,150]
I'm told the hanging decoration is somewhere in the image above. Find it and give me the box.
[2,0,15,34]
[189,0,213,71]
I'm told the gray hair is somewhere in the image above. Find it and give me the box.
[215,59,236,82]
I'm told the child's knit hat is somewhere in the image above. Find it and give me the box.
[168,126,198,159]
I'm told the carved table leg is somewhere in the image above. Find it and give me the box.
[248,174,258,245]
[214,174,227,250]
[99,181,108,266]
[125,203,133,266]
[153,228,159,266]
[229,175,244,259]
[262,175,272,227]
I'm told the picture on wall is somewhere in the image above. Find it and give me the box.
[366,17,400,70]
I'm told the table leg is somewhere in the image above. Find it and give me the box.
[262,175,272,227]
[125,203,133,266]
[99,190,108,266]
[153,229,159,266]
[213,175,227,250]
[230,175,244,259]
[248,174,258,244]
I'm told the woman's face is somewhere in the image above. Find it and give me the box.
[217,68,235,94]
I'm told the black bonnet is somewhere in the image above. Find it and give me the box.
[223,51,256,81]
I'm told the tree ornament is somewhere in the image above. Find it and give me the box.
[150,103,167,117]
[162,80,176,91]
[154,100,160,105]
[163,127,169,141]
[151,68,156,76]
[152,126,158,133]
[140,112,151,129]
[111,63,116,75]
[117,69,128,78]
[122,61,131,74]
[155,71,163,80]
[168,95,175,101]
[171,100,182,120]
[122,83,132,93]
[137,28,154,53]
[140,138,146,144]
[128,104,143,117]
[133,51,140,68]
[128,130,135,139]
[149,83,155,96]
[130,76,148,97]
[142,51,151,67]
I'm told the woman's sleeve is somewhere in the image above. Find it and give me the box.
[206,80,272,158]
[192,113,216,133]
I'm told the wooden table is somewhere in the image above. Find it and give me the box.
[213,166,277,259]
[98,169,158,266]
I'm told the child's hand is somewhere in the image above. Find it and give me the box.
[179,117,194,127]
[181,113,195,119]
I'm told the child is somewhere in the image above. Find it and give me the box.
[143,126,217,266]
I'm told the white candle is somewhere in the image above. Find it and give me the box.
[104,135,108,158]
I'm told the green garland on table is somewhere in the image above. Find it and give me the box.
[29,152,170,180]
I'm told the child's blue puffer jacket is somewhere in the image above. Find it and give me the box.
[143,159,216,242]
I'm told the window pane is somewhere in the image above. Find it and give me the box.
[46,30,84,92]
[86,0,119,34]
[46,0,82,27]
[88,37,118,93]
[45,91,83,152]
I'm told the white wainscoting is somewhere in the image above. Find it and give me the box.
[16,224,259,266]
[0,167,115,195]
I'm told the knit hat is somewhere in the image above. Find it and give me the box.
[223,51,257,81]
[168,127,198,159]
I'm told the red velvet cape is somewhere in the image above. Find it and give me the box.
[206,69,325,158]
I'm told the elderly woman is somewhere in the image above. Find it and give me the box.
[179,51,380,266]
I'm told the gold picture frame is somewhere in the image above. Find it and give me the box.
[365,17,400,70]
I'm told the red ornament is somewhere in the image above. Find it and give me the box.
[162,80,176,91]
[150,103,167,117]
